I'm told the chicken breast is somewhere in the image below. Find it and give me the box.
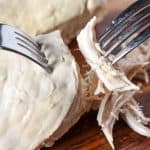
[0,31,82,150]
[0,0,106,43]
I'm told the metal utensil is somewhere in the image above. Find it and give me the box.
[98,0,150,64]
[0,24,52,72]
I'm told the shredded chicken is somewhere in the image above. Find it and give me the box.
[77,17,139,92]
[77,17,150,149]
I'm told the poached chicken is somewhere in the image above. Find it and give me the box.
[0,17,149,150]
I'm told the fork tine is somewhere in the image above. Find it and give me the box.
[14,31,40,50]
[112,26,150,64]
[15,31,40,49]
[17,42,48,64]
[14,31,45,56]
[102,6,150,49]
[98,0,149,43]
[104,15,149,57]
[16,38,46,62]
[15,33,45,57]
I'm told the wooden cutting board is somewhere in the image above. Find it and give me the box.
[44,1,150,149]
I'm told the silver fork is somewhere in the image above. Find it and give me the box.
[98,0,150,64]
[0,24,53,73]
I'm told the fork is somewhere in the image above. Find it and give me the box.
[98,0,150,64]
[0,24,53,73]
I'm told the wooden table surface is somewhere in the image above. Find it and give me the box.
[44,1,150,149]
[45,87,150,150]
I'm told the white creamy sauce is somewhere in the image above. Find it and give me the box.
[0,31,79,150]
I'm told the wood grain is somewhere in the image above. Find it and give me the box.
[43,87,150,150]
[43,1,150,149]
